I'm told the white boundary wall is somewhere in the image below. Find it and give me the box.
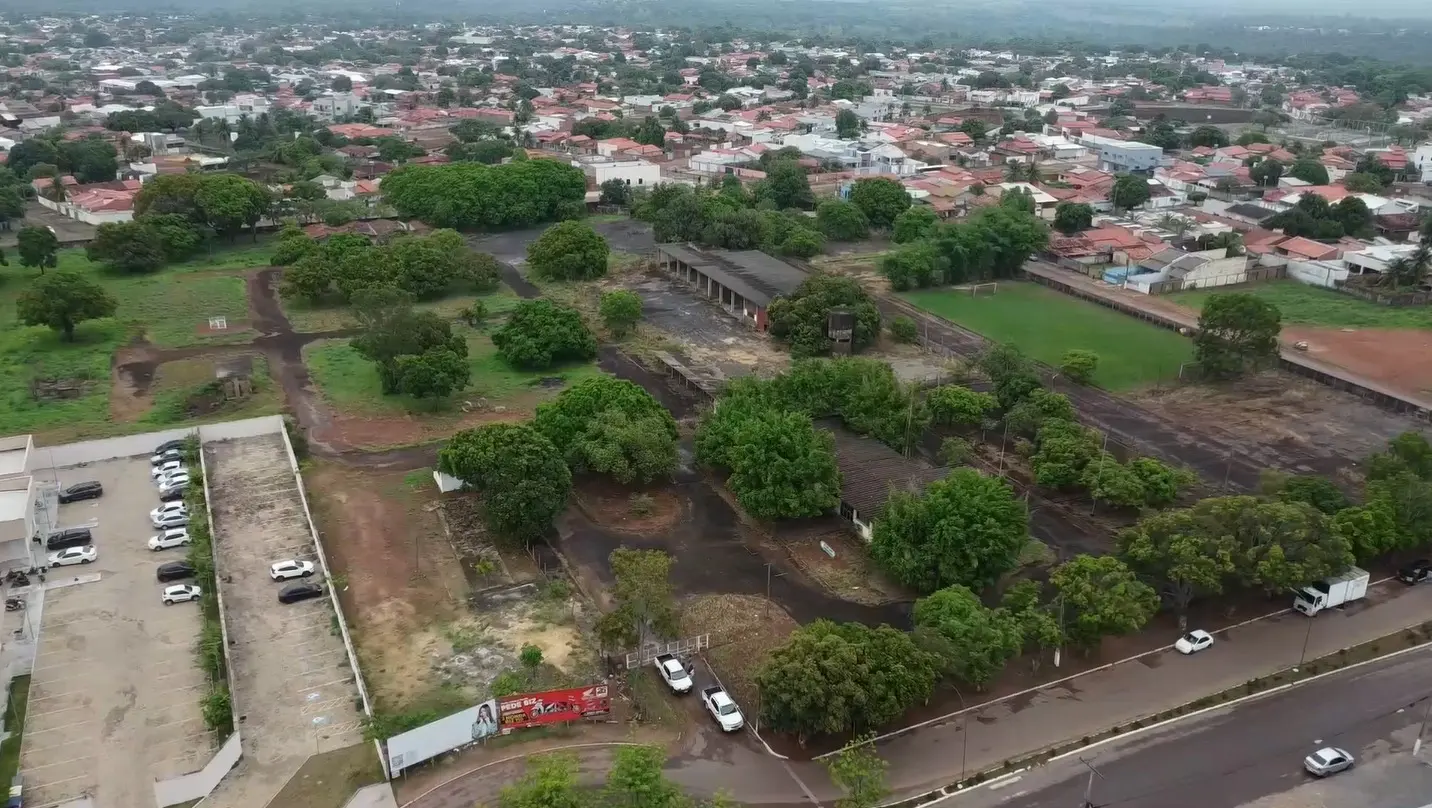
[154,734,243,807]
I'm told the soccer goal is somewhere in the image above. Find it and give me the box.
[969,282,999,298]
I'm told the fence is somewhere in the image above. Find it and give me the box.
[623,635,711,670]
[1335,283,1432,308]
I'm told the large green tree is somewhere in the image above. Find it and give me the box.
[1050,555,1159,650]
[757,160,815,210]
[594,548,681,649]
[1118,507,1239,622]
[707,406,842,520]
[870,468,1028,594]
[1194,292,1282,380]
[816,199,871,241]
[86,220,166,273]
[891,206,938,244]
[16,225,59,273]
[491,299,598,370]
[767,273,881,357]
[438,423,573,542]
[755,620,938,742]
[913,585,1023,688]
[526,220,611,281]
[380,159,588,229]
[848,178,911,230]
[535,377,678,484]
[1110,174,1151,211]
[16,271,118,340]
[1052,202,1094,234]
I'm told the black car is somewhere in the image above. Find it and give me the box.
[156,560,196,583]
[1398,559,1432,585]
[278,582,324,604]
[56,481,104,504]
[158,485,188,503]
[46,527,93,550]
[154,438,188,455]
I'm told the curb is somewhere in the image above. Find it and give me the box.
[899,624,1432,808]
[398,742,648,808]
[699,652,790,760]
[815,574,1395,761]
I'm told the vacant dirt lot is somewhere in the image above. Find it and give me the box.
[1282,325,1432,401]
[304,463,471,714]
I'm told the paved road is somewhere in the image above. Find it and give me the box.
[950,643,1432,808]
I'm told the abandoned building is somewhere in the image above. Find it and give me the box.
[816,418,951,541]
[653,244,809,331]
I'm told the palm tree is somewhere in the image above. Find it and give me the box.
[1380,244,1432,289]
[1155,213,1191,238]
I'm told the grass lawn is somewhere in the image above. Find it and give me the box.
[1172,280,1432,330]
[284,285,524,334]
[303,331,604,417]
[902,282,1195,390]
[142,355,283,426]
[0,675,30,792]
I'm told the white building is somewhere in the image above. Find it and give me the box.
[0,435,38,568]
[1416,144,1432,184]
[311,92,364,121]
[194,94,271,124]
[573,156,661,189]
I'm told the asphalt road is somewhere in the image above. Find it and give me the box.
[949,644,1432,808]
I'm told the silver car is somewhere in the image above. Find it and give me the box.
[1304,747,1353,777]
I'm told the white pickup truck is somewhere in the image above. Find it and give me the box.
[653,653,693,694]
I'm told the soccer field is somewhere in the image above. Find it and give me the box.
[900,282,1195,391]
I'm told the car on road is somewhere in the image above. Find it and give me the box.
[48,545,96,567]
[278,582,324,604]
[701,686,744,732]
[162,584,202,605]
[148,528,191,551]
[156,560,196,582]
[269,559,316,581]
[46,527,93,551]
[1304,747,1354,777]
[654,653,694,694]
[1175,629,1214,655]
[1398,560,1432,585]
[57,481,103,504]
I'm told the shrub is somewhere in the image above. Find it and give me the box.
[890,315,918,343]
[1059,349,1099,384]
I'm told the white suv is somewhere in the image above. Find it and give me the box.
[269,559,316,581]
[148,528,191,551]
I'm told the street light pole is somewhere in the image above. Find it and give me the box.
[1078,757,1104,808]
[952,686,969,784]
[1415,695,1432,757]
[1295,616,1314,672]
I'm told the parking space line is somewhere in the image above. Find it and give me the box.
[292,677,352,694]
[20,754,96,774]
[24,737,97,757]
[25,718,95,737]
[22,772,94,792]
[27,704,92,720]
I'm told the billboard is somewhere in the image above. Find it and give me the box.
[499,684,611,730]
[385,698,498,775]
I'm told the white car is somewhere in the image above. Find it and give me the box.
[148,528,191,551]
[1175,629,1215,655]
[150,501,187,522]
[269,559,316,581]
[152,460,186,480]
[1304,747,1354,777]
[48,545,97,567]
[654,654,694,694]
[162,584,202,605]
[152,510,189,529]
[702,686,744,732]
[157,473,191,493]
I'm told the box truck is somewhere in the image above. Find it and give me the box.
[1293,567,1370,616]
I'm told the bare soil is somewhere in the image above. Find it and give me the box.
[304,462,471,712]
[745,517,909,607]
[682,593,800,709]
[1283,325,1432,400]
[573,478,687,535]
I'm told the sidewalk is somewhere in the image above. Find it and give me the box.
[872,578,1432,801]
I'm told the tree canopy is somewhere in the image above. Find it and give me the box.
[380,159,587,229]
[1194,292,1282,380]
[16,271,119,341]
[491,299,598,370]
[767,273,882,357]
[438,423,572,543]
[526,220,611,282]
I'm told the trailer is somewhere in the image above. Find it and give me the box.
[1293,567,1370,616]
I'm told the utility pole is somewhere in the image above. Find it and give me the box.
[1078,757,1103,808]
[1416,695,1432,757]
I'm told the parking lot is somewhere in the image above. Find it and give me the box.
[19,457,212,808]
[204,433,363,807]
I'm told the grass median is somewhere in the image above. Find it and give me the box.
[0,675,31,791]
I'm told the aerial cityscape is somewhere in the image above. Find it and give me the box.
[0,7,1431,808]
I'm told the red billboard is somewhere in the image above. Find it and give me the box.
[498,684,611,731]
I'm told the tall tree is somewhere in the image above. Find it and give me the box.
[767,273,882,357]
[1118,507,1239,624]
[1052,201,1094,234]
[526,220,610,281]
[848,178,911,230]
[15,225,59,273]
[1110,174,1151,211]
[438,423,573,543]
[823,736,889,808]
[1193,292,1282,380]
[491,299,598,370]
[913,585,1023,688]
[594,549,681,650]
[1050,555,1159,650]
[16,271,118,341]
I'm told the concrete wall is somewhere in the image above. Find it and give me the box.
[154,734,243,807]
[29,417,284,471]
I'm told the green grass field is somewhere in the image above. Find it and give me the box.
[902,282,1195,391]
[284,284,524,333]
[1172,280,1432,330]
[304,332,603,417]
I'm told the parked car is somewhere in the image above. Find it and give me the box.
[151,448,182,466]
[9,774,22,808]
[269,559,315,581]
[1175,629,1214,655]
[162,584,202,605]
[157,473,191,493]
[48,545,96,568]
[1398,560,1432,585]
[150,501,187,522]
[154,438,188,455]
[152,511,189,530]
[46,527,93,551]
[654,653,694,694]
[148,528,191,551]
[701,686,744,732]
[159,485,188,502]
[1304,747,1354,777]
[57,481,103,504]
[156,560,196,583]
[278,582,324,604]
[152,460,186,480]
